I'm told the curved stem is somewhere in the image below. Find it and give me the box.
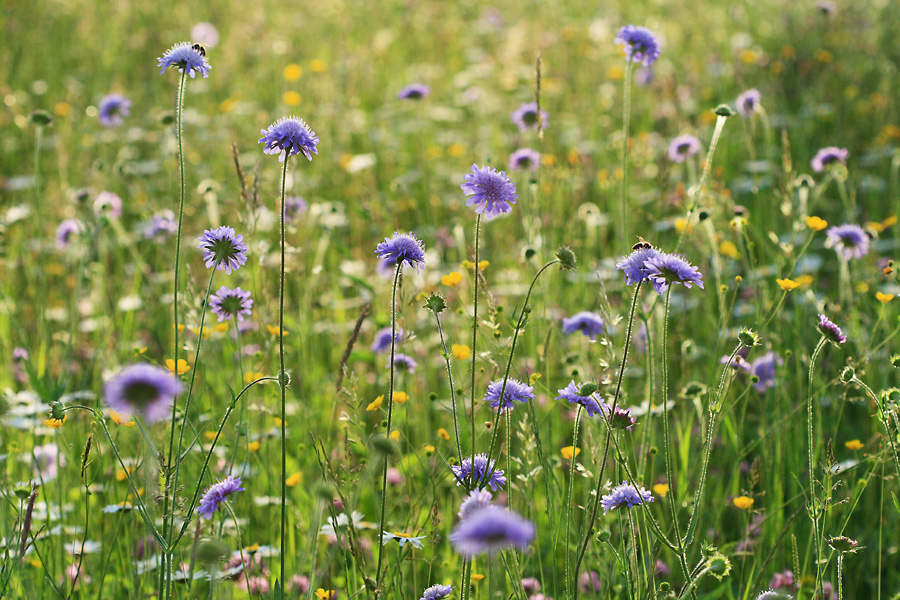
[620,61,633,250]
[278,154,291,586]
[432,310,463,466]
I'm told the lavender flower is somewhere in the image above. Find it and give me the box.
[508,148,541,172]
[449,505,535,555]
[825,224,869,261]
[601,481,653,513]
[644,252,704,294]
[374,232,426,272]
[285,196,308,222]
[750,352,782,392]
[510,102,548,131]
[259,116,319,162]
[484,378,535,413]
[811,147,849,173]
[667,135,701,163]
[561,312,604,340]
[615,25,661,66]
[616,246,664,286]
[372,327,402,353]
[143,210,177,241]
[556,381,606,417]
[398,84,431,100]
[458,488,492,520]
[451,454,506,491]
[56,219,84,249]
[93,191,123,219]
[97,94,131,127]
[104,364,182,423]
[460,164,518,219]
[420,584,453,600]
[198,226,249,274]
[390,353,418,373]
[196,475,245,519]
[157,42,211,78]
[817,314,846,345]
[210,286,253,322]
[736,89,761,118]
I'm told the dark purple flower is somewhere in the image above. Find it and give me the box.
[508,148,540,172]
[143,209,177,242]
[98,94,131,127]
[736,89,761,118]
[93,191,122,219]
[420,584,452,600]
[197,475,245,519]
[458,488,492,520]
[825,224,869,261]
[667,135,701,163]
[750,352,781,392]
[510,102,548,131]
[210,286,253,322]
[817,314,847,345]
[556,381,606,417]
[644,252,704,294]
[389,353,418,373]
[157,42,211,78]
[601,481,653,513]
[811,147,848,173]
[451,454,506,491]
[607,405,637,430]
[616,246,664,286]
[259,116,319,162]
[371,326,402,353]
[375,232,426,273]
[484,378,535,413]
[284,196,308,222]
[615,25,661,66]
[56,219,84,249]
[460,164,518,219]
[104,364,182,423]
[449,505,535,555]
[398,84,431,100]
[198,226,248,275]
[561,312,604,340]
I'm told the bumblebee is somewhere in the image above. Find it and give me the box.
[192,43,207,57]
[631,236,652,251]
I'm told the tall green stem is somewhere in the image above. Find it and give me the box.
[564,406,583,600]
[620,60,634,249]
[278,154,291,587]
[807,335,828,598]
[470,215,482,458]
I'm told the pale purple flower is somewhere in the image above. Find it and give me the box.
[372,327,402,353]
[508,148,540,172]
[607,405,637,430]
[811,147,848,173]
[398,84,431,100]
[750,352,782,392]
[375,232,426,272]
[825,224,869,260]
[736,89,761,118]
[197,475,245,519]
[93,191,122,219]
[104,364,182,423]
[451,454,506,491]
[615,25,661,66]
[484,378,535,413]
[458,488,492,520]
[284,196,308,222]
[259,116,319,162]
[556,381,606,417]
[210,286,253,322]
[390,353,418,373]
[143,209,177,241]
[158,42,211,78]
[420,584,453,600]
[56,219,84,249]
[601,481,653,513]
[578,571,602,593]
[667,135,701,163]
[190,22,219,47]
[461,164,518,219]
[511,102,547,131]
[644,252,704,294]
[449,505,535,555]
[198,226,248,274]
[616,247,664,286]
[97,94,131,127]
[561,312,604,340]
[521,578,541,594]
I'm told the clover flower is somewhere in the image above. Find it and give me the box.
[616,246,664,286]
[825,224,869,261]
[259,116,319,162]
[601,481,653,513]
[210,286,253,322]
[508,148,541,172]
[817,314,847,345]
[97,94,131,127]
[104,364,182,423]
[398,83,431,100]
[198,226,248,274]
[510,102,547,131]
[375,232,426,272]
[197,475,245,519]
[667,135,701,163]
[736,89,761,118]
[615,25,661,66]
[451,454,506,491]
[556,381,606,417]
[449,505,535,555]
[644,252,704,294]
[561,312,604,340]
[157,42,211,78]
[811,147,848,173]
[484,378,535,413]
[461,164,518,219]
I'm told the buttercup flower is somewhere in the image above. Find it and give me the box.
[97,94,131,127]
[104,364,182,423]
[484,378,535,412]
[449,505,535,555]
[615,25,661,66]
[811,147,848,172]
[375,232,426,272]
[561,312,605,340]
[210,286,253,322]
[197,475,245,519]
[451,454,506,491]
[601,481,653,513]
[461,164,518,219]
[398,83,431,100]
[157,42,211,78]
[667,135,701,163]
[259,116,319,162]
[825,224,869,261]
[510,102,548,131]
[198,226,248,274]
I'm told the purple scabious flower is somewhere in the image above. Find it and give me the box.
[615,25,661,66]
[644,252,704,294]
[259,116,319,162]
[667,135,701,163]
[56,219,84,249]
[143,209,177,241]
[210,286,253,322]
[398,83,431,100]
[736,89,761,118]
[420,584,453,600]
[508,148,541,172]
[157,42,211,78]
[375,232,426,272]
[817,314,846,345]
[372,326,402,353]
[811,147,849,173]
[98,94,131,127]
[521,579,541,594]
[510,102,548,131]
[484,378,535,413]
[198,226,248,274]
[449,505,535,555]
[389,353,418,373]
[451,454,506,491]
[556,381,606,417]
[750,352,781,392]
[93,191,123,219]
[601,481,653,513]
[104,364,182,423]
[284,196,308,222]
[458,488,493,520]
[197,475,245,519]
[561,312,605,340]
[825,224,869,261]
[616,246,664,286]
[607,405,637,430]
[461,164,518,219]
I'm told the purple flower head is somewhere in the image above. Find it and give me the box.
[755,593,793,600]
[259,116,319,162]
[157,42,211,78]
[615,25,661,66]
[143,209,177,242]
[521,578,541,594]
[372,326,402,353]
[93,191,122,219]
[197,226,248,274]
[736,89,761,118]
[398,83,431,100]
[616,246,664,286]
[451,453,506,491]
[769,570,795,590]
[56,219,85,249]
[196,475,245,519]
[449,505,535,555]
[607,405,637,430]
[98,94,131,127]
[420,584,453,600]
[655,559,671,577]
[667,135,701,163]
[461,164,518,219]
[104,364,182,423]
[561,312,604,340]
[811,147,848,173]
[508,148,541,172]
[722,347,752,374]
[817,314,846,345]
[750,352,782,392]
[13,347,29,362]
[556,381,606,417]
[390,353,418,373]
[579,571,602,593]
[290,575,310,594]
[190,22,219,47]
[210,286,253,322]
[484,377,535,413]
[816,0,836,17]
[458,488,492,520]
[601,481,653,513]
[284,196,308,222]
[644,252,704,294]
[511,102,548,131]
[375,232,426,272]
[825,224,869,261]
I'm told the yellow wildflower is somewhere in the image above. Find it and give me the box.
[806,216,828,231]
[452,344,472,360]
[441,272,463,287]
[561,446,581,460]
[876,292,894,304]
[844,439,864,451]
[366,396,384,411]
[652,483,669,497]
[286,473,303,487]
[165,359,190,375]
[732,496,754,510]
[777,278,801,291]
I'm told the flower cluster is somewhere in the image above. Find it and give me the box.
[104,364,182,423]
[450,454,506,491]
[259,116,319,162]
